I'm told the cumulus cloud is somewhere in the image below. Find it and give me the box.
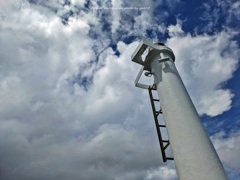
[146,165,177,180]
[199,89,234,116]
[0,0,239,180]
[211,131,240,179]
[166,22,239,116]
[167,20,184,37]
[0,2,163,179]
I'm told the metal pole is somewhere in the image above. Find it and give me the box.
[145,43,227,180]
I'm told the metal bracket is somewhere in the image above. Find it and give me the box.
[131,39,158,67]
[134,67,152,89]
[132,39,174,89]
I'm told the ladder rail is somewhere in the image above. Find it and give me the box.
[148,86,173,162]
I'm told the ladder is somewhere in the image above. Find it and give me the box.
[148,86,174,162]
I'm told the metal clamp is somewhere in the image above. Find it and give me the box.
[134,67,152,89]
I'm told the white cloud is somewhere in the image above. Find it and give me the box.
[70,0,85,6]
[199,0,240,32]
[229,1,240,21]
[199,89,234,116]
[0,1,239,180]
[0,3,162,179]
[166,22,239,116]
[111,0,122,33]
[146,165,177,180]
[167,20,184,37]
[211,131,240,179]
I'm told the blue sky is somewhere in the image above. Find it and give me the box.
[0,0,240,179]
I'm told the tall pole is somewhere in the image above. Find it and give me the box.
[131,39,227,180]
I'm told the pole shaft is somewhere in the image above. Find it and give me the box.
[149,54,227,180]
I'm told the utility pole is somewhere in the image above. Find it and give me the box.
[131,39,227,180]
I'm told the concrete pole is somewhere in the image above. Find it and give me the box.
[145,44,227,180]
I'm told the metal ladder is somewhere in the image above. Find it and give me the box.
[148,86,174,162]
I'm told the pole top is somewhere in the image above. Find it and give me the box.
[131,39,175,71]
[131,39,175,89]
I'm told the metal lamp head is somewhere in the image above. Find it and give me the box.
[131,39,175,89]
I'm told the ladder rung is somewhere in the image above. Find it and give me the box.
[153,99,159,101]
[162,140,169,143]
[159,125,166,127]
[166,157,174,160]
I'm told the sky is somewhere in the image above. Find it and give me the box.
[0,0,240,179]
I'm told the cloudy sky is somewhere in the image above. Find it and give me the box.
[0,0,240,179]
